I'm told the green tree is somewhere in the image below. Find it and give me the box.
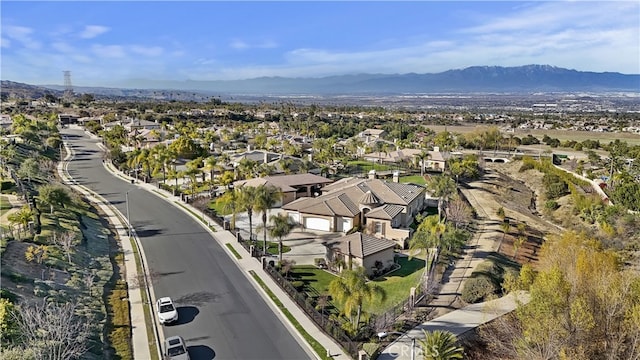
[37,183,71,214]
[426,175,457,220]
[266,213,297,262]
[237,186,258,241]
[254,185,282,254]
[328,267,386,330]
[17,158,40,183]
[419,330,464,360]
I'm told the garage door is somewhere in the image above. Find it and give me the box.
[304,217,331,231]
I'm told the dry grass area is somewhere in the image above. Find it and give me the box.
[427,124,640,145]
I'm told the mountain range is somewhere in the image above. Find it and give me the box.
[3,65,639,99]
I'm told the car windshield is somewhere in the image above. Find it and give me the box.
[167,345,186,356]
[160,304,175,312]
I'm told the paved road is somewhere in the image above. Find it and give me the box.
[62,128,310,360]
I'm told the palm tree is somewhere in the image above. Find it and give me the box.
[7,206,34,240]
[216,190,240,230]
[203,155,219,194]
[426,175,457,221]
[267,213,297,262]
[328,267,386,330]
[237,186,257,241]
[417,150,431,176]
[418,330,464,360]
[254,185,282,254]
[410,215,448,291]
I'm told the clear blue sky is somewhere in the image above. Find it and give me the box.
[2,1,639,87]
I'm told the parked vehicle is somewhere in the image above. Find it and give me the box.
[164,336,190,360]
[157,297,178,325]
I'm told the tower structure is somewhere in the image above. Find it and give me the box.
[63,70,74,101]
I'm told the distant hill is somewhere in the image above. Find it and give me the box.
[113,65,640,94]
[3,65,639,100]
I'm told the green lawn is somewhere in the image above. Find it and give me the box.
[288,257,425,316]
[347,160,392,172]
[368,256,425,314]
[289,265,338,295]
[265,241,291,255]
[400,175,426,185]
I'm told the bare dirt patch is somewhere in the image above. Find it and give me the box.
[467,162,565,266]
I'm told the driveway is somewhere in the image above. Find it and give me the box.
[231,209,343,265]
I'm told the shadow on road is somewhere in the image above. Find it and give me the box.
[173,306,199,325]
[187,345,215,359]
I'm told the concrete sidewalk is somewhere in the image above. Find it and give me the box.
[377,291,530,360]
[59,139,155,360]
[97,153,350,359]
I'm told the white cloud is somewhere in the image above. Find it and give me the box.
[3,25,40,49]
[79,25,110,39]
[230,38,278,50]
[91,44,126,58]
[130,45,163,57]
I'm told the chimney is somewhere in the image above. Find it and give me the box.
[433,146,440,152]
[368,169,377,180]
[393,170,400,183]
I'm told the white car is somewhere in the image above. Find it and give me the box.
[156,297,178,325]
[164,335,190,360]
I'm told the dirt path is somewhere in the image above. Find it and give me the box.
[0,194,26,227]
[427,164,559,318]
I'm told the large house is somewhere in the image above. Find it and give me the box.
[233,173,333,207]
[283,173,426,247]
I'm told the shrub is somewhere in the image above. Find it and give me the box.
[518,161,535,172]
[291,281,305,291]
[462,276,498,303]
[544,200,559,211]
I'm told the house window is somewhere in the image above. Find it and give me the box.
[375,222,383,234]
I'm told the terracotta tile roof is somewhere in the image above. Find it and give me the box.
[365,204,404,220]
[330,232,395,258]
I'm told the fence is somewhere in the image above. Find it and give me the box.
[262,262,361,359]
[372,283,425,331]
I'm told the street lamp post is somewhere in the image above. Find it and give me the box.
[126,189,132,237]
[378,331,417,360]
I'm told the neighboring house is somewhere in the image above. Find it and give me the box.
[230,149,308,175]
[363,148,423,164]
[0,114,12,129]
[102,118,161,132]
[233,173,333,207]
[358,128,387,143]
[283,173,425,247]
[423,146,451,172]
[58,114,78,126]
[326,232,396,277]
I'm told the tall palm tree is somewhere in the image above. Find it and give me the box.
[203,155,219,194]
[254,185,282,254]
[418,330,464,360]
[266,213,297,262]
[237,186,258,241]
[426,175,457,221]
[417,150,431,176]
[7,206,34,240]
[328,267,386,330]
[216,189,240,230]
[410,215,448,290]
